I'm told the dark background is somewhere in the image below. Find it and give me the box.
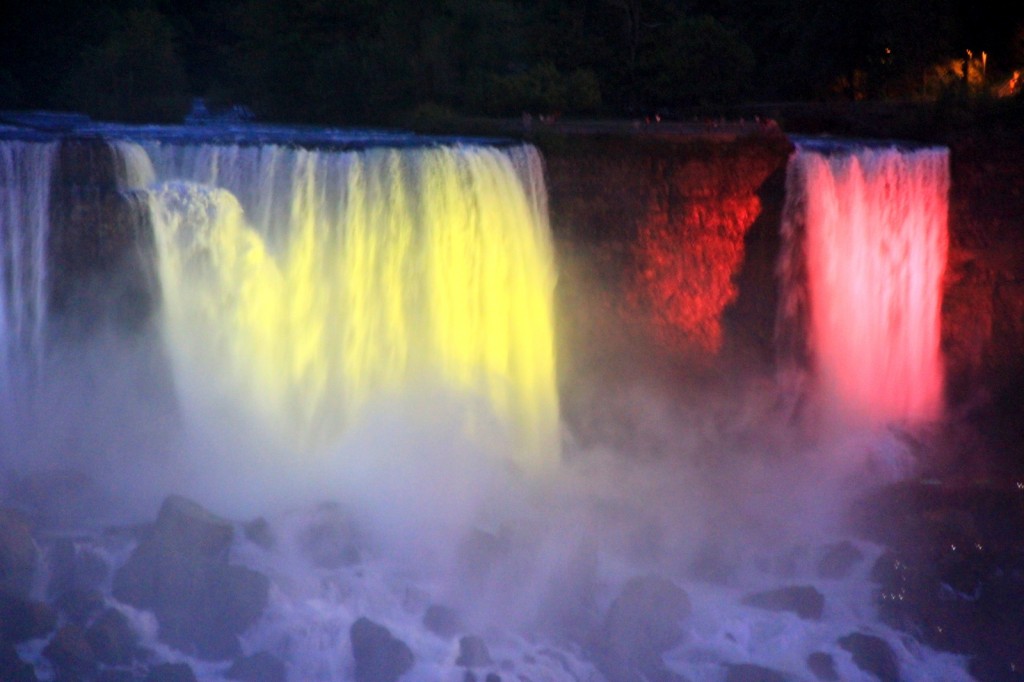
[2,0,1023,126]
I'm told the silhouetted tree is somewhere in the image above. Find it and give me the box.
[61,7,190,122]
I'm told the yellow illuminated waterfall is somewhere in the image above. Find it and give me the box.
[147,144,559,474]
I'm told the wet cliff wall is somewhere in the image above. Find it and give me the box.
[942,130,1024,464]
[535,124,1023,470]
[47,140,155,336]
[534,128,793,398]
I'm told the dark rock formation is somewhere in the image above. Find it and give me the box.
[588,574,692,682]
[350,617,415,682]
[805,651,838,680]
[723,662,790,682]
[851,478,1024,680]
[456,635,493,668]
[112,495,269,660]
[942,131,1024,461]
[85,607,139,665]
[0,591,57,643]
[298,502,360,569]
[540,130,793,381]
[43,624,97,679]
[816,541,864,579]
[145,662,199,682]
[47,139,158,334]
[837,632,899,682]
[0,640,38,681]
[0,508,38,598]
[45,537,110,600]
[225,651,288,682]
[53,587,105,626]
[243,517,275,550]
[422,604,462,639]
[740,585,824,620]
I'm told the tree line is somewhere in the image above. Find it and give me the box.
[2,0,1022,124]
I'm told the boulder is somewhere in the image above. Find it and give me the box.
[456,635,493,668]
[740,585,824,620]
[350,617,414,682]
[588,574,692,682]
[298,503,360,569]
[85,607,139,665]
[53,587,105,625]
[816,541,864,579]
[422,603,462,639]
[723,663,790,682]
[0,640,38,681]
[805,651,838,680]
[0,592,57,642]
[837,632,899,682]
[43,624,97,679]
[112,495,269,660]
[45,537,110,599]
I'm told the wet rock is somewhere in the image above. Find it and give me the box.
[740,585,824,620]
[806,651,838,680]
[226,650,287,682]
[816,541,864,579]
[969,652,1024,682]
[45,537,110,599]
[0,508,38,598]
[0,592,57,642]
[457,635,494,668]
[86,607,139,665]
[299,503,360,568]
[588,574,692,682]
[48,139,157,333]
[457,527,511,586]
[854,479,1024,676]
[837,632,899,682]
[0,640,38,681]
[423,603,462,639]
[43,624,97,678]
[350,617,415,682]
[53,587,105,625]
[243,518,275,550]
[723,663,790,682]
[544,131,792,360]
[112,495,270,660]
[145,662,199,682]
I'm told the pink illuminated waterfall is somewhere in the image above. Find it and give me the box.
[779,143,949,426]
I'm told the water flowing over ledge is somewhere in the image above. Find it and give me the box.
[2,121,1012,682]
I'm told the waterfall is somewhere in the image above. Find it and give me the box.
[778,142,949,427]
[143,142,561,474]
[0,141,58,398]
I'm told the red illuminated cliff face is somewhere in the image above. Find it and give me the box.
[540,128,793,373]
[630,189,762,355]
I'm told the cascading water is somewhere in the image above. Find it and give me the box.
[778,142,950,429]
[143,142,560,475]
[0,141,57,400]
[0,126,980,682]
